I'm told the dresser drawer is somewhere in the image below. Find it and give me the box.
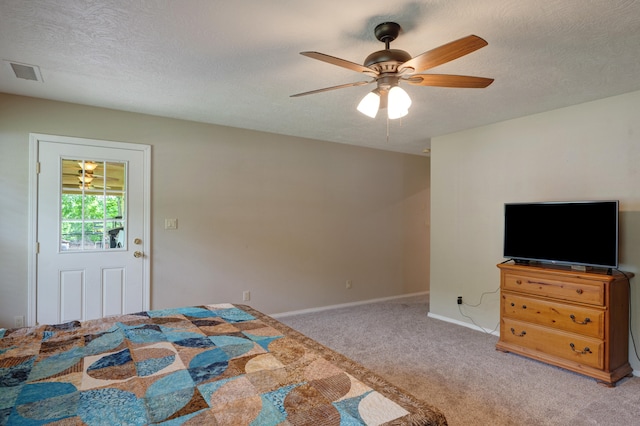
[501,292,605,339]
[501,318,604,369]
[503,272,604,305]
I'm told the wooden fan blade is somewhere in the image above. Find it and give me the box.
[93,175,120,182]
[404,74,494,88]
[62,172,119,181]
[399,35,488,74]
[300,52,378,77]
[290,80,374,97]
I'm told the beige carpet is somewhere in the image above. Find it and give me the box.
[279,295,640,426]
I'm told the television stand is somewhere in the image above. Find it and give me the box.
[570,264,589,272]
[496,262,633,386]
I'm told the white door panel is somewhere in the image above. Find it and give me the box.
[33,136,150,325]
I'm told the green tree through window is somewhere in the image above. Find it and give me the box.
[60,158,126,250]
[61,194,124,248]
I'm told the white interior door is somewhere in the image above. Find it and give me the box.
[33,135,150,325]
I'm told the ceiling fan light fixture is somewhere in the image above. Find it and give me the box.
[357,90,380,118]
[78,174,94,184]
[387,86,411,119]
[389,108,409,120]
[78,161,98,171]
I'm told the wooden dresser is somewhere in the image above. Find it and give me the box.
[496,262,633,386]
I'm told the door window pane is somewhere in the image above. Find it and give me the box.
[61,159,126,251]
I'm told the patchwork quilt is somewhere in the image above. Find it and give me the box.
[0,304,447,425]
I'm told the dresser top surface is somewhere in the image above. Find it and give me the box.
[497,262,634,280]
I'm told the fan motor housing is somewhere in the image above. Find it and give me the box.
[364,49,412,73]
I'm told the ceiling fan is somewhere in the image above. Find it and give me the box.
[291,22,494,119]
[62,161,120,190]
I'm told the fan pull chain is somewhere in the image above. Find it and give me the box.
[386,116,390,143]
[385,117,404,143]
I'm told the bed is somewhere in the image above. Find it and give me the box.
[0,304,447,425]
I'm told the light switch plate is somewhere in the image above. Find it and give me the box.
[164,218,178,230]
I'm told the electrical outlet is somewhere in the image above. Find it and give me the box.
[243,291,250,302]
[457,296,463,305]
[346,280,352,289]
[14,316,25,328]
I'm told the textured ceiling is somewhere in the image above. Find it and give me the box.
[1,0,640,155]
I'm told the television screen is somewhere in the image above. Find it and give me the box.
[503,201,619,269]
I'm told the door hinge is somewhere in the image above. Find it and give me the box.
[35,242,40,254]
[35,162,41,174]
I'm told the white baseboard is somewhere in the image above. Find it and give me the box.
[270,292,429,319]
[427,312,500,336]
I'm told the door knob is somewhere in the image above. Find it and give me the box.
[133,238,142,245]
[133,251,143,258]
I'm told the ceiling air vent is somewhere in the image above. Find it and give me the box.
[4,60,43,82]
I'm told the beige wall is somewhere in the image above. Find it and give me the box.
[0,93,430,328]
[430,89,640,371]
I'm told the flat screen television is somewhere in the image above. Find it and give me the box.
[503,201,619,269]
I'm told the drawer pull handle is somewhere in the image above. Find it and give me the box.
[510,328,526,337]
[570,314,591,325]
[569,343,592,355]
[516,280,522,285]
[576,289,583,295]
[508,302,527,309]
